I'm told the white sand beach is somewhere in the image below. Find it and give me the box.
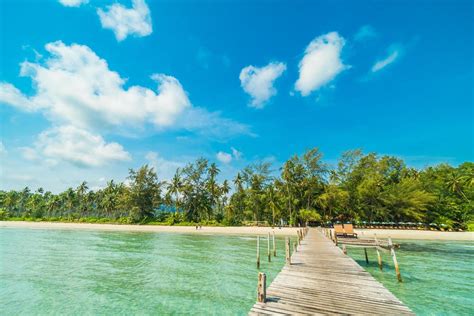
[0,221,300,236]
[355,229,473,241]
[1,221,473,240]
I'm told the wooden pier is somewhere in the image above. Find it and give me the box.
[249,228,413,315]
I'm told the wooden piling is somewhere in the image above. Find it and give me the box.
[257,236,260,269]
[342,244,347,255]
[334,232,338,246]
[267,233,271,262]
[272,231,276,257]
[388,237,402,282]
[257,272,266,303]
[364,248,369,264]
[285,237,291,265]
[375,235,383,271]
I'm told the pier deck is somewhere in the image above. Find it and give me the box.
[249,229,413,315]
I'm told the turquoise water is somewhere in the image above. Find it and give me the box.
[0,228,286,315]
[344,240,474,315]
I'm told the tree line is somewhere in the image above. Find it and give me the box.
[0,148,472,230]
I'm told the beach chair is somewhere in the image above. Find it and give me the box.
[334,224,345,237]
[343,224,358,238]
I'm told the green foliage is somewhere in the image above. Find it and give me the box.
[0,149,472,229]
[299,209,321,223]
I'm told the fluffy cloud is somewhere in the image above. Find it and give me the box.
[24,125,131,167]
[59,0,88,7]
[354,25,377,42]
[8,41,190,131]
[371,45,403,72]
[0,41,249,167]
[0,41,247,136]
[295,32,348,96]
[216,147,242,164]
[98,0,152,41]
[239,62,286,108]
[216,151,233,164]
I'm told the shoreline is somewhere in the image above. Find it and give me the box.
[1,221,472,240]
[0,221,299,236]
[355,228,473,241]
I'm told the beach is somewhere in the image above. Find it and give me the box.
[0,221,299,236]
[1,221,472,240]
[355,228,473,241]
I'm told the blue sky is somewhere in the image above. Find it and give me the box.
[0,0,473,191]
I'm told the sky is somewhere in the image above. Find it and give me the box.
[0,0,473,192]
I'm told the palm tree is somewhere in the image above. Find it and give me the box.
[167,169,183,214]
[446,172,469,202]
[76,181,89,216]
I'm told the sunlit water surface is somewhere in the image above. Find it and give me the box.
[2,228,473,315]
[0,228,286,315]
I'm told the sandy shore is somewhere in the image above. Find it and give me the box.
[0,221,299,236]
[1,222,473,240]
[355,229,473,241]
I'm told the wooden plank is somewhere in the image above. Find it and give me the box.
[249,228,413,315]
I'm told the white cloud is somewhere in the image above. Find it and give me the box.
[295,32,348,96]
[97,0,152,41]
[231,147,242,160]
[145,151,184,180]
[0,41,250,168]
[239,62,286,108]
[59,0,88,7]
[216,151,233,164]
[354,25,377,42]
[371,45,402,72]
[24,125,131,167]
[6,41,190,131]
[216,147,242,164]
[0,41,247,137]
[0,83,37,111]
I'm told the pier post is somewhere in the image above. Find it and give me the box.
[267,233,271,262]
[364,248,369,264]
[375,235,383,271]
[329,229,333,241]
[257,272,266,303]
[285,237,291,265]
[257,236,260,269]
[334,232,338,246]
[294,241,297,252]
[388,237,402,282]
[342,244,347,255]
[272,231,276,257]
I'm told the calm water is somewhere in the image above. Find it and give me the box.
[1,229,473,315]
[0,228,286,315]
[345,240,474,315]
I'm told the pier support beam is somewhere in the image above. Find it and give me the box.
[257,236,260,269]
[285,237,291,265]
[267,233,271,262]
[272,231,276,257]
[342,244,347,255]
[375,235,383,271]
[364,248,369,264]
[388,237,402,282]
[257,272,266,303]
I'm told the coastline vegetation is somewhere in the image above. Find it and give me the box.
[1,148,472,230]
